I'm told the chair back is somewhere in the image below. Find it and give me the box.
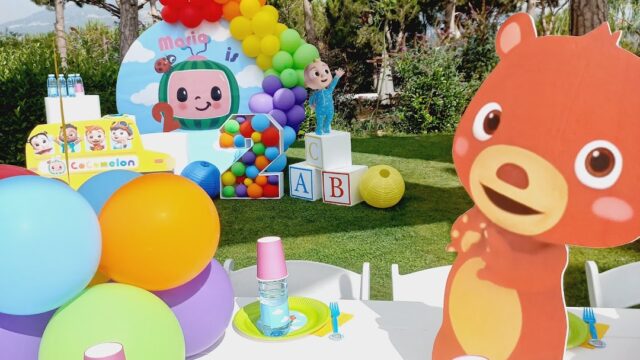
[586,260,640,308]
[391,264,451,306]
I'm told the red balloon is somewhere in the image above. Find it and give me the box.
[161,6,180,23]
[261,127,280,147]
[203,3,223,22]
[263,184,280,198]
[190,0,210,7]
[240,121,253,138]
[0,165,37,180]
[180,6,204,28]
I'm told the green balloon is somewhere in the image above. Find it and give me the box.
[39,284,184,360]
[231,162,246,177]
[296,69,306,87]
[253,143,266,156]
[272,51,294,73]
[280,68,298,88]
[223,186,236,197]
[293,44,320,70]
[280,29,302,54]
[265,69,280,78]
[224,119,240,134]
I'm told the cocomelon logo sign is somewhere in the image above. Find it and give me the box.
[39,156,139,175]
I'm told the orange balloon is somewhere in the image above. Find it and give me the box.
[255,155,270,170]
[247,183,263,198]
[214,0,230,3]
[255,175,268,186]
[220,132,234,148]
[223,1,241,21]
[99,174,220,291]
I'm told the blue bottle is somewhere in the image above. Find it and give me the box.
[58,75,68,97]
[258,278,292,337]
[67,74,76,97]
[47,74,58,97]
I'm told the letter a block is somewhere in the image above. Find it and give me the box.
[305,131,352,170]
[289,162,322,201]
[322,165,368,206]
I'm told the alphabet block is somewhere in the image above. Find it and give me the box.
[305,131,352,170]
[289,162,322,201]
[322,165,368,206]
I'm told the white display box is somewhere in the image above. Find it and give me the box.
[289,162,322,201]
[45,95,101,124]
[322,165,368,206]
[304,131,352,170]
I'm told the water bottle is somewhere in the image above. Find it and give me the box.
[58,75,68,97]
[258,278,292,337]
[75,74,85,96]
[67,74,76,97]
[47,74,58,97]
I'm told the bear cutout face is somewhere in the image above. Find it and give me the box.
[452,15,640,248]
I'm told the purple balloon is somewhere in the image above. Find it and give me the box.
[155,260,234,357]
[235,184,248,197]
[292,86,308,105]
[273,88,296,111]
[241,151,256,165]
[268,175,279,185]
[269,109,288,127]
[286,105,307,127]
[249,93,274,114]
[0,310,54,360]
[262,76,283,96]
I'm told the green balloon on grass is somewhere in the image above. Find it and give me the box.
[265,68,280,78]
[253,143,266,156]
[223,186,236,198]
[224,119,240,134]
[280,29,302,54]
[272,51,293,73]
[293,44,320,69]
[39,283,184,360]
[280,68,299,88]
[231,162,246,177]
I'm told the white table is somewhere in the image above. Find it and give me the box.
[44,95,101,123]
[195,298,640,360]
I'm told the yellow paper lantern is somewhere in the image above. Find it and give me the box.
[230,16,252,40]
[260,35,280,56]
[359,165,405,208]
[242,35,262,58]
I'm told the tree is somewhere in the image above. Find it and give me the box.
[119,0,139,62]
[31,0,68,69]
[303,0,317,44]
[570,0,608,35]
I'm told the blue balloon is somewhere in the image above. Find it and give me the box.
[246,165,260,179]
[266,154,288,172]
[233,134,246,148]
[181,161,221,198]
[251,114,271,132]
[265,147,280,161]
[77,170,141,214]
[283,126,297,150]
[0,176,101,315]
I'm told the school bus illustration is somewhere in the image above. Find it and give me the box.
[26,116,175,189]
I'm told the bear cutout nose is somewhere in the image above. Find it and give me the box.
[496,163,529,189]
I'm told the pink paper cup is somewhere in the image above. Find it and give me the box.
[256,236,288,281]
[84,342,126,360]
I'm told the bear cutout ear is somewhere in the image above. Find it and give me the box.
[496,13,538,59]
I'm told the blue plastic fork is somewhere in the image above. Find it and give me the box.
[329,302,343,341]
[582,307,606,348]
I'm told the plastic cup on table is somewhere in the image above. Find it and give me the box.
[257,237,288,281]
[84,342,126,360]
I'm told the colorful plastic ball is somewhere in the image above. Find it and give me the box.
[255,175,268,186]
[359,165,405,209]
[39,284,184,360]
[287,104,307,127]
[241,151,256,165]
[0,164,36,180]
[99,174,220,291]
[280,68,298,88]
[0,309,54,360]
[0,176,100,315]
[236,175,246,184]
[248,93,274,114]
[273,88,296,111]
[234,134,246,147]
[243,178,253,186]
[280,29,302,54]
[292,86,308,104]
[154,260,233,357]
[262,75,283,96]
[255,156,270,170]
[261,4,279,21]
[236,116,246,123]
[239,0,261,18]
[231,162,246,177]
[253,142,266,155]
[224,119,240,134]
[222,185,236,198]
[219,132,234,147]
[223,1,241,20]
[268,175,279,185]
[272,51,293,72]
[263,184,280,198]
[267,153,287,172]
[181,161,221,198]
[261,127,280,147]
[283,126,297,149]
[269,109,287,127]
[240,120,254,137]
[247,183,263,199]
[265,147,280,161]
[221,171,236,186]
[235,184,248,197]
[256,54,272,70]
[78,170,141,214]
[293,44,320,69]
[252,11,276,36]
[242,35,261,57]
[251,114,271,132]
[246,165,260,179]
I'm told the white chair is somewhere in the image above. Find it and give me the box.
[224,259,370,301]
[391,264,451,307]
[585,260,640,308]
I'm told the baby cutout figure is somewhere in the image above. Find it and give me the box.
[304,60,345,135]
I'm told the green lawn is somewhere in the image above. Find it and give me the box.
[214,134,640,306]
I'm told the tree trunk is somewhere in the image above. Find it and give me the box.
[149,0,160,22]
[119,0,139,62]
[302,0,317,44]
[526,0,538,17]
[444,0,460,39]
[54,0,67,69]
[570,0,608,36]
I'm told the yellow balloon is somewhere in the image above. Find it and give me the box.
[87,271,109,287]
[239,0,261,19]
[256,53,273,70]
[261,5,279,21]
[242,35,262,58]
[230,16,252,40]
[275,23,288,36]
[251,11,276,36]
[260,35,280,56]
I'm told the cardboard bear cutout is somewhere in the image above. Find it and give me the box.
[434,13,640,359]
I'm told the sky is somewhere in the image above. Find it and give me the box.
[0,0,43,24]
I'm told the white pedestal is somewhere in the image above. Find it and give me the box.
[289,162,322,201]
[140,132,189,174]
[304,131,352,170]
[45,95,101,124]
[322,165,368,206]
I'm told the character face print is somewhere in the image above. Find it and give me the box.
[111,129,130,144]
[48,159,66,175]
[167,70,232,120]
[29,133,53,154]
[304,61,333,90]
[87,129,105,145]
[155,55,176,73]
[60,127,78,143]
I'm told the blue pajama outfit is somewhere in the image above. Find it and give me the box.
[309,75,342,135]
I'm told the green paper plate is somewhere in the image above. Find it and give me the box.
[233,296,330,341]
[567,312,589,349]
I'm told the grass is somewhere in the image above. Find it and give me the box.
[214,134,640,306]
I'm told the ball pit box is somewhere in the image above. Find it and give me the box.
[304,131,352,170]
[289,162,322,201]
[322,165,368,206]
[44,95,101,124]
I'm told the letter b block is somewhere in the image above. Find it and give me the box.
[305,131,352,170]
[322,165,368,206]
[289,162,322,201]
